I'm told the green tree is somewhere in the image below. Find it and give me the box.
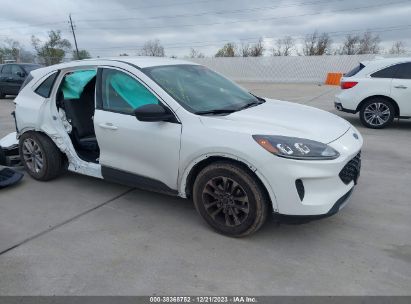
[73,49,91,60]
[215,43,237,57]
[31,30,71,65]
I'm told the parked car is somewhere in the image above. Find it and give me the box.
[0,63,41,98]
[0,57,362,236]
[335,57,411,128]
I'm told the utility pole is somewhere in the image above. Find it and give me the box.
[69,14,79,59]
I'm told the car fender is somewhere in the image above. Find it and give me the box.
[178,152,279,212]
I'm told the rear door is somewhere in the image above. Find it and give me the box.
[94,66,182,192]
[390,62,411,116]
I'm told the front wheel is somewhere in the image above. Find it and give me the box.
[359,98,395,129]
[19,132,66,181]
[193,161,269,237]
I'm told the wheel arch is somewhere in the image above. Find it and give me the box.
[19,129,68,163]
[179,154,278,212]
[356,95,400,116]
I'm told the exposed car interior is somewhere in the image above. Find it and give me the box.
[56,70,100,163]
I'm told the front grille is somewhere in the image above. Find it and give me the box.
[339,151,361,185]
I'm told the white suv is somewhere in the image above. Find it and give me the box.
[0,57,362,236]
[335,57,411,128]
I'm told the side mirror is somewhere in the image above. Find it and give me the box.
[134,103,176,122]
[16,71,26,78]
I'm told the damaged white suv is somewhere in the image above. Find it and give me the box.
[0,57,363,236]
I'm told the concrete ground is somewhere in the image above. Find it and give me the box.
[0,83,410,295]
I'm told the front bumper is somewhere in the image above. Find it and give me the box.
[276,188,354,224]
[258,127,363,216]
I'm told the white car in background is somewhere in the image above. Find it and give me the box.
[0,57,362,237]
[335,57,411,128]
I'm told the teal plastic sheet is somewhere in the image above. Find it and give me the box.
[62,70,96,99]
[109,72,158,109]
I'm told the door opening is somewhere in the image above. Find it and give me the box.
[56,70,100,163]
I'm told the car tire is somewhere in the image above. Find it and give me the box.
[359,98,395,129]
[193,161,269,237]
[19,132,66,181]
[0,89,5,99]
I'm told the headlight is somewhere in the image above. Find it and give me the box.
[252,135,340,160]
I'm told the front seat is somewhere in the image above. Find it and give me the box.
[61,78,98,151]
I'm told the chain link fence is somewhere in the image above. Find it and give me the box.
[191,54,410,83]
[3,54,410,83]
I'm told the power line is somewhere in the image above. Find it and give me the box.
[76,0,411,32]
[0,21,67,31]
[74,0,346,24]
[0,0,222,27]
[0,0,346,31]
[73,0,221,15]
[86,23,411,53]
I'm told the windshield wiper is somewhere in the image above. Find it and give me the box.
[195,98,265,116]
[236,100,264,111]
[195,109,237,115]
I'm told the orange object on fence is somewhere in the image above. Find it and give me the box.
[325,73,343,85]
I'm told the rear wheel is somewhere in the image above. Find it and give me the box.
[359,98,395,129]
[193,161,269,237]
[19,132,66,181]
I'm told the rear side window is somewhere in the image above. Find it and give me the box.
[345,63,365,77]
[371,64,400,78]
[396,63,411,79]
[35,72,59,98]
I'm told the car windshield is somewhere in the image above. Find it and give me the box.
[142,64,262,114]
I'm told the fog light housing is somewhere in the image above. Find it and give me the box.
[295,179,305,201]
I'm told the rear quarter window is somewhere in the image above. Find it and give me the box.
[395,62,411,79]
[371,64,400,78]
[35,72,59,98]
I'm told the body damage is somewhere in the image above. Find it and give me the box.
[2,57,362,220]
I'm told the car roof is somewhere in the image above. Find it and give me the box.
[360,57,411,67]
[99,56,196,68]
[351,57,411,77]
[29,56,197,79]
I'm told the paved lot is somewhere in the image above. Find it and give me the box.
[0,83,410,295]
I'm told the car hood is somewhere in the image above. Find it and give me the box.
[200,99,351,143]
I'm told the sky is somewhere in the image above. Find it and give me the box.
[0,0,411,58]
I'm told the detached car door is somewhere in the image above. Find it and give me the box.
[94,67,182,192]
[390,62,411,116]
